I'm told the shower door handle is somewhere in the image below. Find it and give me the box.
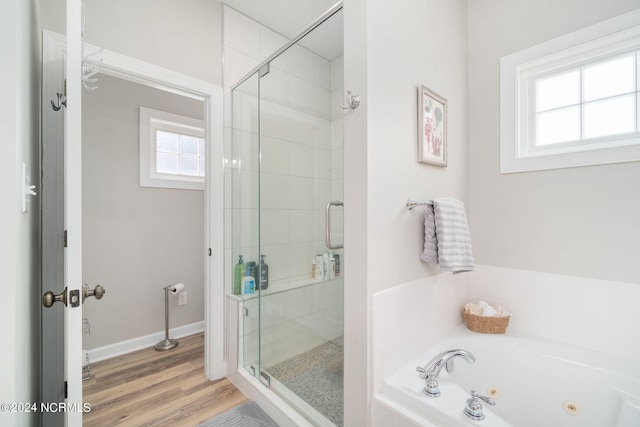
[325,201,344,250]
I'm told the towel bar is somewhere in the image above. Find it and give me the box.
[406,198,433,210]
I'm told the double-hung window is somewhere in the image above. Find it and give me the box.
[500,10,640,173]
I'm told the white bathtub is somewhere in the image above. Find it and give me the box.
[376,327,640,427]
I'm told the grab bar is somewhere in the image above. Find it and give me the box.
[325,201,344,250]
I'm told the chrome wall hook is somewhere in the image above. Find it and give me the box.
[340,89,360,110]
[51,92,67,111]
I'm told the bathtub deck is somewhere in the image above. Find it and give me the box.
[83,333,248,426]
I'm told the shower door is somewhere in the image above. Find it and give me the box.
[257,8,345,426]
[231,6,344,426]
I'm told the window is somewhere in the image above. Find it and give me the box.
[140,107,206,190]
[500,10,640,173]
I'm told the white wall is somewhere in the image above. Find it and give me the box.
[82,74,205,350]
[41,0,223,85]
[0,0,41,425]
[468,0,640,284]
[356,0,469,424]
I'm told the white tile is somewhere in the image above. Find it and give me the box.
[331,119,344,149]
[314,55,332,90]
[224,167,233,207]
[289,144,331,180]
[260,173,290,210]
[263,287,307,323]
[272,319,324,364]
[231,90,259,133]
[331,87,347,120]
[233,208,258,248]
[331,178,344,201]
[223,88,233,127]
[289,76,331,120]
[223,7,261,59]
[231,169,259,210]
[260,136,289,174]
[231,129,258,171]
[224,47,261,88]
[330,55,344,90]
[307,309,343,341]
[260,67,290,107]
[260,210,290,245]
[260,26,287,59]
[289,209,324,243]
[273,44,315,82]
[224,248,233,292]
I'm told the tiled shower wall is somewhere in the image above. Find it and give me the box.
[223,6,344,293]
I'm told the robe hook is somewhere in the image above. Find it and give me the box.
[51,93,67,111]
[340,90,360,110]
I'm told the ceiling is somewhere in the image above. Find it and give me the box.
[223,0,343,61]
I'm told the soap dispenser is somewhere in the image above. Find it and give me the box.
[258,255,269,290]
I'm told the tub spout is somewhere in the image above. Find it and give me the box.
[416,349,476,397]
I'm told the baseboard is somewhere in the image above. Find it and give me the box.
[87,321,205,363]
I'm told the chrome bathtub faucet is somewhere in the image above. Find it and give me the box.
[415,349,476,397]
[463,390,496,421]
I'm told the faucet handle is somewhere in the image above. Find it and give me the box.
[464,390,496,421]
[473,390,495,406]
[415,365,429,379]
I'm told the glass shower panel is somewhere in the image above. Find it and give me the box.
[258,8,344,426]
[230,71,261,374]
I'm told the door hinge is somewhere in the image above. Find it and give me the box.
[259,63,270,78]
[260,370,271,387]
[63,230,68,248]
[63,381,68,399]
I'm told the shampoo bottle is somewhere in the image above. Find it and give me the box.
[323,253,330,280]
[258,255,269,290]
[233,255,245,295]
[315,254,324,282]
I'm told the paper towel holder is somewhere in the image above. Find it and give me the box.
[155,284,181,351]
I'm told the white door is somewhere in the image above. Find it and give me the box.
[63,1,84,425]
[41,3,84,426]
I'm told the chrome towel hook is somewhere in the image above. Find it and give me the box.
[340,89,360,110]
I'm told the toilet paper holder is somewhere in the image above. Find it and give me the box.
[155,283,183,351]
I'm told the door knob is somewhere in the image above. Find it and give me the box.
[82,284,105,302]
[43,287,67,308]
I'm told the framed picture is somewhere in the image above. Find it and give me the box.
[418,85,447,166]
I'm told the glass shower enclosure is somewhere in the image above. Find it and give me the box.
[230,6,344,426]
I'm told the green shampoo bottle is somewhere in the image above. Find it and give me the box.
[233,255,245,295]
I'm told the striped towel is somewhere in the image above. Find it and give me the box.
[421,198,474,274]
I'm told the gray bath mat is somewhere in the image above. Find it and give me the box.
[198,401,279,427]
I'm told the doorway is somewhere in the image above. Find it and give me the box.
[40,30,225,426]
[80,73,207,421]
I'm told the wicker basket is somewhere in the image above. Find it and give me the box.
[463,310,510,334]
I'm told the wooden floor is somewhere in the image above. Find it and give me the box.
[83,333,248,426]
